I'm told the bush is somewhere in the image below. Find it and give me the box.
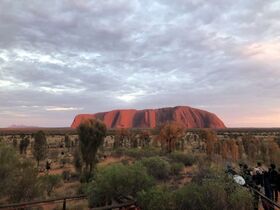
[137,186,174,210]
[124,148,142,159]
[191,162,221,184]
[0,144,18,196]
[174,173,254,210]
[40,174,62,196]
[170,162,184,176]
[111,147,125,157]
[73,148,82,174]
[0,144,44,202]
[80,171,93,183]
[8,160,44,202]
[121,159,129,165]
[87,163,154,207]
[169,152,196,166]
[124,147,162,160]
[62,170,71,181]
[77,183,89,195]
[174,181,227,210]
[140,157,171,180]
[228,187,254,210]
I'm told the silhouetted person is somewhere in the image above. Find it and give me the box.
[269,164,278,202]
[262,171,274,210]
[239,163,243,172]
[254,162,264,186]
[45,160,51,172]
[278,168,280,199]
[252,162,265,210]
[242,164,252,185]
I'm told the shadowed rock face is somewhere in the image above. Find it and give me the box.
[71,106,226,129]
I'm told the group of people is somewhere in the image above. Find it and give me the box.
[240,162,280,210]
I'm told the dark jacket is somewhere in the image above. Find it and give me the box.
[268,169,278,186]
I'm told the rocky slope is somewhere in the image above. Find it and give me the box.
[71,106,226,129]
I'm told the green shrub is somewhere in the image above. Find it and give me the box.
[112,147,125,157]
[0,144,44,202]
[124,147,162,159]
[62,170,71,181]
[40,174,62,196]
[174,173,254,210]
[121,159,129,165]
[80,171,92,183]
[8,160,44,202]
[73,148,82,174]
[87,163,154,207]
[140,157,171,180]
[137,186,174,210]
[0,144,18,196]
[228,187,254,210]
[170,162,184,176]
[174,181,227,210]
[76,183,89,195]
[169,152,196,166]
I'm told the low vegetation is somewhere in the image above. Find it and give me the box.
[0,124,279,209]
[87,163,153,207]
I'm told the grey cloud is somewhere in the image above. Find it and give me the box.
[1,0,280,127]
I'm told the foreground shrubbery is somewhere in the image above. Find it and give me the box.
[87,163,154,207]
[173,180,253,210]
[125,147,162,159]
[137,167,254,210]
[112,147,162,159]
[137,186,173,210]
[140,157,171,180]
[168,152,197,166]
[39,175,62,196]
[170,162,184,176]
[0,143,63,203]
[86,158,254,210]
[0,143,43,202]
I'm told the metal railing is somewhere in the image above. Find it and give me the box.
[0,195,86,210]
[0,195,137,210]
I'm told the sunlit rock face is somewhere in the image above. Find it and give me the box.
[71,106,226,129]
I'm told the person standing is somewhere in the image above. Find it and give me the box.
[269,164,278,202]
[262,171,274,210]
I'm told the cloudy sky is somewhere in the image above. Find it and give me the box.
[0,0,280,127]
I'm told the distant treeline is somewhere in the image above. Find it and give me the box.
[1,126,280,136]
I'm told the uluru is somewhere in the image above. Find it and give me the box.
[71,106,226,129]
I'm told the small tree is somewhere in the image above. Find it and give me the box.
[33,131,48,167]
[12,137,18,149]
[78,119,107,180]
[158,122,184,153]
[19,139,25,154]
[0,144,44,202]
[9,160,43,203]
[114,128,130,148]
[24,137,30,154]
[19,136,30,155]
[139,130,151,147]
[200,129,218,157]
[0,143,19,196]
[64,134,71,151]
[73,147,83,174]
[40,174,62,196]
[141,157,171,180]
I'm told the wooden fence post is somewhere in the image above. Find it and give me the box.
[62,199,66,210]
